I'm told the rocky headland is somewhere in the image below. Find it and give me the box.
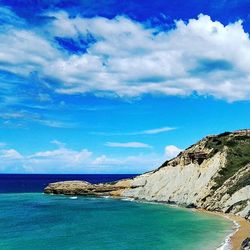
[44,179,131,197]
[44,129,250,249]
[45,129,250,220]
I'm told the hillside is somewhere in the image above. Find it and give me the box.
[123,129,250,220]
[44,129,250,221]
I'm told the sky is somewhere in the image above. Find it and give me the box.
[1,0,250,173]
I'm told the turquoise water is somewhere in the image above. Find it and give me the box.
[0,193,233,250]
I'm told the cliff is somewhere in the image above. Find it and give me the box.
[44,129,250,221]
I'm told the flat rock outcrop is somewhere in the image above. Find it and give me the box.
[44,179,132,196]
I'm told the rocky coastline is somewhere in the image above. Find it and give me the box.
[44,129,250,249]
[44,179,132,197]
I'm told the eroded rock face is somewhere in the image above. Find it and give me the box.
[44,179,132,196]
[44,129,250,221]
[122,130,250,221]
[123,150,226,205]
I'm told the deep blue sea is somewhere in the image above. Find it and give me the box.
[0,174,233,250]
[0,174,137,193]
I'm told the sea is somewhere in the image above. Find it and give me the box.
[0,174,234,250]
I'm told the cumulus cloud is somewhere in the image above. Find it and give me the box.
[105,142,152,148]
[0,149,24,173]
[0,149,23,159]
[0,141,185,174]
[28,147,93,170]
[0,145,93,173]
[0,143,164,173]
[164,145,183,159]
[1,9,250,101]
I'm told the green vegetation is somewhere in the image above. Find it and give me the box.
[206,133,250,191]
[160,131,250,194]
[225,199,248,213]
[227,169,250,195]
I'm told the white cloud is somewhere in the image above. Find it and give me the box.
[36,119,76,128]
[2,10,250,101]
[0,143,165,173]
[0,149,23,159]
[0,143,185,174]
[0,149,24,173]
[44,13,250,101]
[29,148,93,168]
[50,140,65,148]
[0,110,75,129]
[105,142,152,148]
[0,112,25,119]
[0,29,58,76]
[93,126,176,136]
[139,127,176,135]
[164,145,183,159]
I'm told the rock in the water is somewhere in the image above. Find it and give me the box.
[240,237,250,250]
[44,179,132,196]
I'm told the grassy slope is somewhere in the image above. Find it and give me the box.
[205,133,250,194]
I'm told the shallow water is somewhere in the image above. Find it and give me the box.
[0,193,233,250]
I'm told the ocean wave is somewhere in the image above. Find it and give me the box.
[101,196,110,199]
[121,198,135,201]
[69,196,78,200]
[216,219,240,250]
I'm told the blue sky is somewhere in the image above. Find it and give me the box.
[1,0,250,173]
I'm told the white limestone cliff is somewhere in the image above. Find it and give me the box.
[122,130,250,221]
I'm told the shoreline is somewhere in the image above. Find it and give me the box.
[196,208,250,250]
[120,197,249,250]
[226,214,250,250]
[46,191,250,250]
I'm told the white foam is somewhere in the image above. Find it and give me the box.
[69,196,78,199]
[102,196,110,199]
[121,198,135,201]
[216,219,240,250]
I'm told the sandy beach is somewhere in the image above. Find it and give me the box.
[228,215,250,250]
[196,209,250,250]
